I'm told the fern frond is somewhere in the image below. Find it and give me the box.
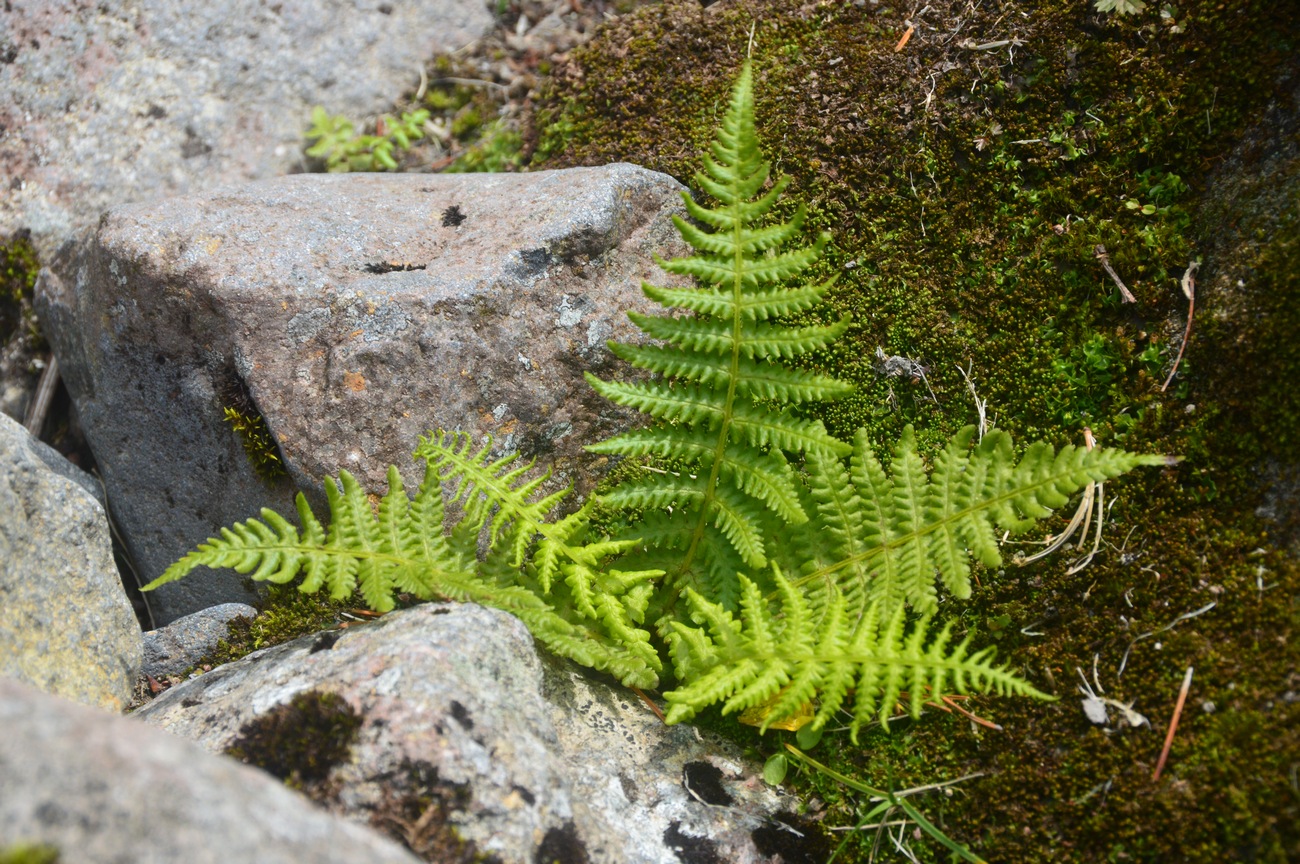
[796,425,1171,617]
[145,436,664,688]
[664,569,1053,742]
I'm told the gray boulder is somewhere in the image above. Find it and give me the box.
[0,677,423,864]
[36,165,688,623]
[0,411,141,712]
[141,602,257,680]
[135,603,802,864]
[0,0,493,259]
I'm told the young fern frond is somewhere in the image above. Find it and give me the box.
[792,426,1173,619]
[586,61,852,601]
[664,568,1051,742]
[144,434,663,688]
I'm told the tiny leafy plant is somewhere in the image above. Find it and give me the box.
[148,64,1167,743]
[1095,0,1147,15]
[305,106,431,172]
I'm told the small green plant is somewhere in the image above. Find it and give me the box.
[445,119,523,173]
[1095,0,1147,15]
[304,106,431,172]
[150,63,1168,751]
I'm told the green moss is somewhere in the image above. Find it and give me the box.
[224,689,363,800]
[533,0,1300,859]
[199,582,358,671]
[221,406,287,482]
[445,119,523,173]
[0,231,43,350]
[0,844,59,864]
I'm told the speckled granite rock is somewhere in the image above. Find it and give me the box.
[141,602,257,679]
[0,411,140,712]
[135,602,805,864]
[36,165,688,623]
[0,677,423,864]
[0,0,493,258]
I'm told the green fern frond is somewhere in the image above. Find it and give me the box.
[586,61,852,595]
[664,568,1053,741]
[796,425,1171,617]
[144,435,663,688]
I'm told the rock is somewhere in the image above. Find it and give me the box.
[36,165,688,623]
[141,602,257,680]
[0,411,140,712]
[135,603,805,864]
[0,0,494,259]
[0,677,423,864]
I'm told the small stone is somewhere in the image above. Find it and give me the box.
[142,603,258,679]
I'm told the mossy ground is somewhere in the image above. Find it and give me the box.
[530,1,1300,860]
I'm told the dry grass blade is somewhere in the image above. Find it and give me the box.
[1161,260,1200,392]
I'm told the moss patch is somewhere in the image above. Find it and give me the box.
[198,582,356,669]
[533,1,1300,860]
[0,844,59,864]
[368,761,492,864]
[223,689,363,801]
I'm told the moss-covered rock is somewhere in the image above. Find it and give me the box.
[531,1,1300,860]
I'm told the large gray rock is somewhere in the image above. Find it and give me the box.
[135,602,802,864]
[0,411,141,712]
[0,0,494,259]
[36,165,688,623]
[0,677,423,864]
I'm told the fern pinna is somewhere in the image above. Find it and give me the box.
[585,61,853,606]
[147,62,1169,739]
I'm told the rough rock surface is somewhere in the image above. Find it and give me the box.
[135,603,798,864]
[0,677,423,864]
[141,602,257,680]
[0,0,494,259]
[36,165,688,623]
[0,411,140,712]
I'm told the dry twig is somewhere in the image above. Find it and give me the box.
[1094,244,1138,303]
[23,353,59,436]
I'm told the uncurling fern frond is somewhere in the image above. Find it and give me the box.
[144,433,663,688]
[664,568,1052,742]
[794,425,1172,619]
[586,61,852,598]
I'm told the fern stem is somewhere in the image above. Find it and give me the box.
[678,194,750,582]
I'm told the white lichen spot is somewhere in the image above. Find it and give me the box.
[586,319,611,348]
[556,295,584,328]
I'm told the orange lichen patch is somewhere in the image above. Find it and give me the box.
[343,371,366,392]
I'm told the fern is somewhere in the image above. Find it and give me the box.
[148,63,1172,741]
[586,61,853,606]
[144,434,663,688]
[664,569,1050,741]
